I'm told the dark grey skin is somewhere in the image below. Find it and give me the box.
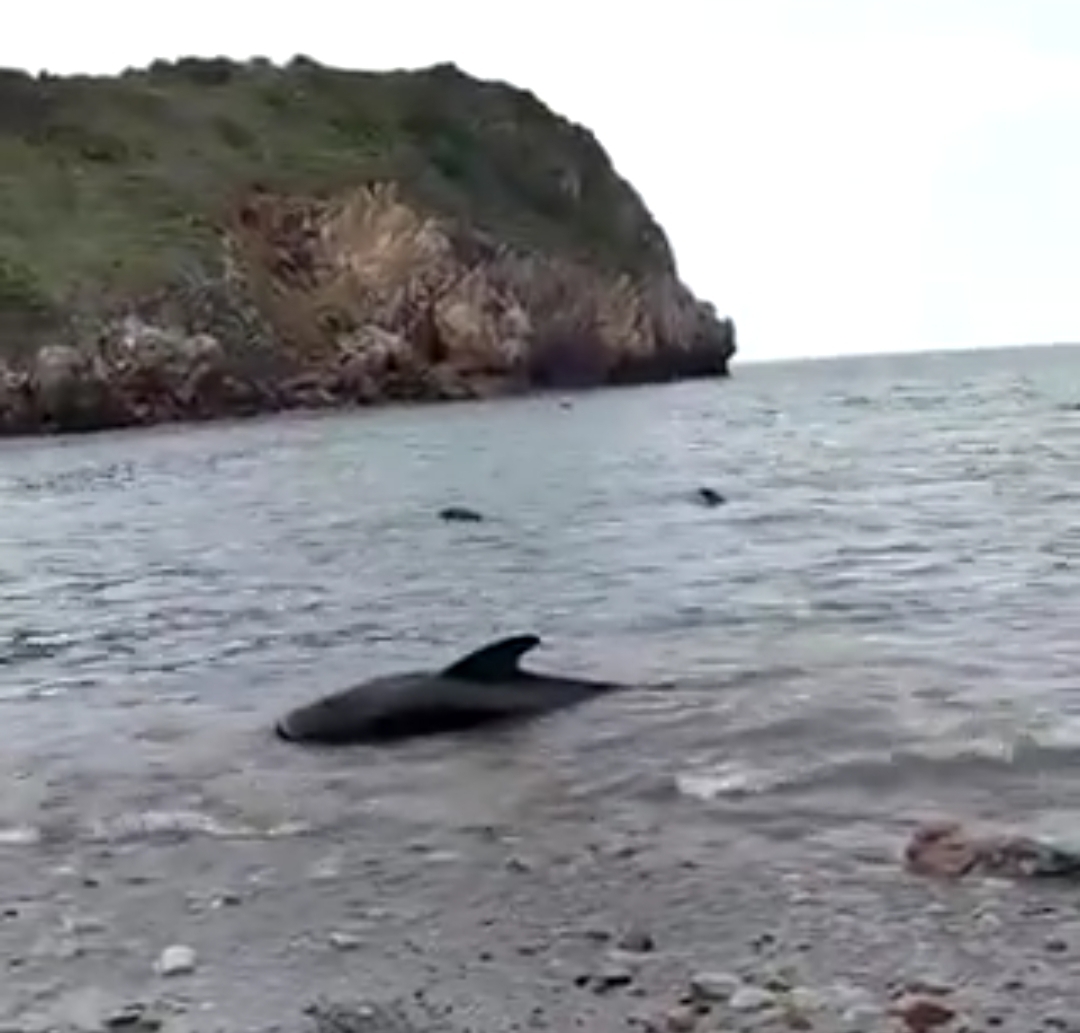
[274,634,625,746]
[695,487,726,507]
[438,506,484,523]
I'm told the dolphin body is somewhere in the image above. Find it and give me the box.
[274,634,624,746]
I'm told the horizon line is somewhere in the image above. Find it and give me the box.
[735,339,1080,367]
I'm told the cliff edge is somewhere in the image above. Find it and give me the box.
[0,56,736,435]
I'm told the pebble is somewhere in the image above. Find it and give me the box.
[1044,1018,1080,1033]
[0,826,41,846]
[662,1004,699,1032]
[618,927,656,953]
[688,971,741,1001]
[891,995,957,1031]
[582,964,634,992]
[210,891,242,909]
[606,948,647,972]
[328,931,363,951]
[154,945,197,977]
[830,983,879,1011]
[762,968,795,992]
[788,986,825,1012]
[901,978,955,997]
[55,939,83,960]
[751,931,778,952]
[977,911,1003,933]
[105,1004,163,1031]
[841,1003,887,1030]
[729,986,776,1013]
[421,850,460,865]
[308,856,343,881]
[782,1009,814,1031]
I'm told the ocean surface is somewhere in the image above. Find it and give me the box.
[2,343,1080,858]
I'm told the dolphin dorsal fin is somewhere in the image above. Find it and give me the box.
[441,634,541,682]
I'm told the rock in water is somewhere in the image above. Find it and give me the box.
[438,506,485,523]
[695,487,726,507]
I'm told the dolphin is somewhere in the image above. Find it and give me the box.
[695,487,726,507]
[274,634,625,746]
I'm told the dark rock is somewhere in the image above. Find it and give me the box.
[104,1004,163,1031]
[586,965,635,993]
[438,506,484,523]
[695,487,725,507]
[617,927,656,953]
[891,995,957,1033]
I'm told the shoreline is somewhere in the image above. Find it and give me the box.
[2,779,1076,1033]
[0,356,733,444]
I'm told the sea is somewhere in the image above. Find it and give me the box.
[1,342,1079,856]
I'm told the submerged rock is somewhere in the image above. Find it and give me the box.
[694,487,726,507]
[438,506,485,524]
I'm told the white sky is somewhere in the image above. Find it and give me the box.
[4,0,1079,362]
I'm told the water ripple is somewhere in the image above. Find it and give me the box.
[0,345,1079,847]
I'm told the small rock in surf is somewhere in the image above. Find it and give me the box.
[438,506,485,523]
[695,487,726,507]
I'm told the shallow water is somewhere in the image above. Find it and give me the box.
[2,344,1080,861]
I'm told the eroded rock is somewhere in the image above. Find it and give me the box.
[0,182,735,438]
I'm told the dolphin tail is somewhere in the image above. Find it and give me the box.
[441,634,542,682]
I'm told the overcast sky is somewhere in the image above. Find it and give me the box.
[4,0,1079,362]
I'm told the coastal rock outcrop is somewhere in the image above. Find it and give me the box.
[0,57,736,436]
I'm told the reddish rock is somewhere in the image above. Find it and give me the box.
[905,819,1080,880]
[892,995,957,1033]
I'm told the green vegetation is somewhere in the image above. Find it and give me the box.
[0,56,676,351]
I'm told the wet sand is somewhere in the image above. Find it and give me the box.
[3,706,1080,1033]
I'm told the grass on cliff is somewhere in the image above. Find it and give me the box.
[0,56,676,353]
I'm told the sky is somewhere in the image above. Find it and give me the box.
[3,0,1079,362]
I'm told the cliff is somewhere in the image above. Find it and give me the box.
[0,56,736,436]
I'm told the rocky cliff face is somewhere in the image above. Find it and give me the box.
[0,58,735,436]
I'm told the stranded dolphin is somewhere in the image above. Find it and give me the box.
[274,634,624,746]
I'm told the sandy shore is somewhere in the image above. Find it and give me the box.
[3,737,1080,1033]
